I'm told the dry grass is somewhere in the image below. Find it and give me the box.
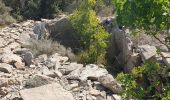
[23,39,75,61]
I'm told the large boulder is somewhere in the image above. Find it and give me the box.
[20,83,74,100]
[44,15,80,51]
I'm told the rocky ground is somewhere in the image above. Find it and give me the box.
[1,17,170,100]
[0,20,122,100]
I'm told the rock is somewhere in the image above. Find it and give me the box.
[54,70,63,78]
[25,74,53,88]
[112,94,122,100]
[45,15,80,50]
[0,37,5,47]
[124,53,141,72]
[89,89,101,96]
[50,53,69,63]
[0,63,13,73]
[22,51,33,66]
[34,54,48,63]
[44,58,56,69]
[138,44,157,61]
[14,61,25,70]
[33,22,49,40]
[0,53,22,64]
[161,52,170,67]
[79,64,108,81]
[20,83,74,100]
[98,74,122,94]
[42,67,53,76]
[66,64,83,80]
[59,62,83,75]
[7,42,20,51]
[19,33,30,45]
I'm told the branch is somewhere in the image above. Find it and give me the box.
[153,35,170,50]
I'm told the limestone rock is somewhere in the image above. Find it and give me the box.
[59,62,83,75]
[138,44,157,61]
[25,74,53,88]
[20,83,74,100]
[161,52,170,67]
[112,94,122,100]
[0,63,13,73]
[0,53,22,64]
[79,64,108,81]
[98,74,122,93]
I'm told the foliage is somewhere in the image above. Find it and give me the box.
[95,0,114,17]
[0,0,16,26]
[116,61,170,99]
[115,0,170,47]
[70,0,109,64]
[23,39,75,61]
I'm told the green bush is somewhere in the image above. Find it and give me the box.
[23,39,75,61]
[116,61,170,99]
[70,0,109,64]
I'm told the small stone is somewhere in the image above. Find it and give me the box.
[0,63,13,73]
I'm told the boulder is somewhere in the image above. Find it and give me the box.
[22,51,33,66]
[161,52,170,67]
[138,44,157,61]
[45,15,80,51]
[0,53,24,69]
[79,64,108,81]
[20,83,74,100]
[59,62,83,75]
[25,74,53,88]
[98,74,122,94]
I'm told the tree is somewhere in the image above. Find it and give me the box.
[115,0,170,48]
[70,0,109,64]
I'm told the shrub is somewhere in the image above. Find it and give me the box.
[0,0,16,26]
[116,61,170,99]
[23,39,75,61]
[70,0,109,64]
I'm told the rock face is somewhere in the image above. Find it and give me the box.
[20,83,74,100]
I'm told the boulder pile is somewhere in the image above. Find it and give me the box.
[0,20,122,100]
